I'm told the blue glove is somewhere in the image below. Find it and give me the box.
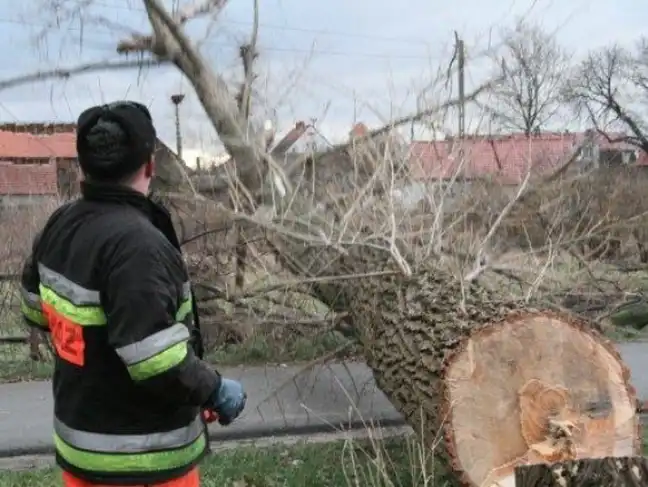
[210,378,246,425]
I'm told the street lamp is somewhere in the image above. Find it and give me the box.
[170,94,185,159]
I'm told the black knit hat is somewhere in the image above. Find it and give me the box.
[76,101,156,181]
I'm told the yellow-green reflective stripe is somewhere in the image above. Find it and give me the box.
[54,432,206,473]
[116,324,190,365]
[127,342,188,381]
[175,299,192,321]
[39,285,106,326]
[38,264,101,305]
[20,299,48,327]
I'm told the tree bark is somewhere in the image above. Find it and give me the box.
[515,457,648,486]
[349,265,640,486]
[182,197,641,487]
[269,240,639,486]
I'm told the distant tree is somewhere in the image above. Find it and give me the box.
[484,21,570,134]
[565,38,648,153]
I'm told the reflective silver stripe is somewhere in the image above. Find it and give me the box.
[177,282,193,323]
[115,323,190,365]
[20,286,41,309]
[38,263,100,305]
[54,414,204,453]
[182,281,191,300]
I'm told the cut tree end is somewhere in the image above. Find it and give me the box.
[443,312,639,487]
[515,456,648,486]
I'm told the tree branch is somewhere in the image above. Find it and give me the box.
[116,0,229,54]
[0,59,162,92]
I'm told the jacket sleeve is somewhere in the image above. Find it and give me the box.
[102,231,221,408]
[19,231,48,331]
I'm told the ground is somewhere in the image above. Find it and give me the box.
[2,425,647,487]
[0,434,444,487]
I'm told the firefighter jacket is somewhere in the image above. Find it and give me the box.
[19,181,221,485]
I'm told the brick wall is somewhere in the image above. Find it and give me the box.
[0,122,76,135]
[0,161,58,195]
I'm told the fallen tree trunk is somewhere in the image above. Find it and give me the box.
[268,237,641,486]
[515,457,648,486]
[347,265,639,486]
[169,200,642,486]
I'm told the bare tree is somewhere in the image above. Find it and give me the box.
[484,21,569,134]
[565,38,648,153]
[1,3,640,485]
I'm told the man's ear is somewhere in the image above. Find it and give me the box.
[144,159,155,179]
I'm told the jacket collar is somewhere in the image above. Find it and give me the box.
[80,180,181,250]
[81,179,151,212]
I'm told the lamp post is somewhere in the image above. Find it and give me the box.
[170,93,185,159]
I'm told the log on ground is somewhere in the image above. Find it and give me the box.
[515,457,648,486]
[347,266,640,487]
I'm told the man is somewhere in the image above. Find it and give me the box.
[19,101,246,487]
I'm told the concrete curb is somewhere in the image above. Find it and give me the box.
[0,416,407,458]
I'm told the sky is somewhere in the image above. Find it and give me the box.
[0,0,646,164]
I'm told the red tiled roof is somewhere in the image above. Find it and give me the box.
[349,122,369,139]
[0,130,76,159]
[593,133,648,165]
[410,133,580,184]
[409,131,648,184]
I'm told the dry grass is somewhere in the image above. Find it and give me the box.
[0,430,444,486]
[2,160,648,381]
[3,424,648,486]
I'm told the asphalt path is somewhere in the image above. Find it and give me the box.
[0,342,645,457]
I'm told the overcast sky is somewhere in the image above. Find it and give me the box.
[0,0,645,158]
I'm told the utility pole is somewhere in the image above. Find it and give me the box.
[170,93,185,159]
[455,32,465,139]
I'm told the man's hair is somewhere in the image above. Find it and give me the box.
[76,101,156,182]
[81,119,140,183]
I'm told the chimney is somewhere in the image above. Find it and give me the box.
[349,122,368,140]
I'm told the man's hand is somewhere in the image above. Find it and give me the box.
[209,378,246,426]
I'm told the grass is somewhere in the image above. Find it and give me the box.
[0,435,446,487]
[3,425,648,487]
[208,331,356,366]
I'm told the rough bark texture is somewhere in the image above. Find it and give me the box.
[178,194,639,486]
[515,457,648,486]
[350,264,526,485]
[276,244,639,486]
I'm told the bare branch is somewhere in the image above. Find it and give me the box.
[565,39,648,154]
[116,0,229,54]
[236,0,259,121]
[118,0,286,202]
[0,59,162,92]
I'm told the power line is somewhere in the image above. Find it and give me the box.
[2,3,432,46]
[92,0,433,45]
[0,16,444,63]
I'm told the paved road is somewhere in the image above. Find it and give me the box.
[0,342,646,457]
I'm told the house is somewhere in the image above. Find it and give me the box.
[408,131,648,185]
[0,123,76,205]
[0,122,192,204]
